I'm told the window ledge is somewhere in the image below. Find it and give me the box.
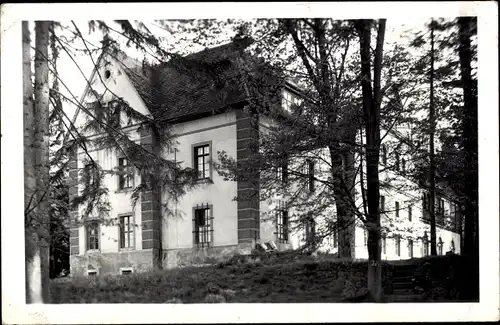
[195,178,214,185]
[119,247,135,252]
[86,249,101,254]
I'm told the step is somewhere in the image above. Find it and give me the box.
[392,275,414,282]
[392,267,415,276]
[393,281,414,290]
[393,294,425,302]
[393,288,417,295]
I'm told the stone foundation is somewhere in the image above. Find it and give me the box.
[162,243,253,269]
[69,250,156,277]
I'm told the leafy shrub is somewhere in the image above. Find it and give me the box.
[204,293,226,303]
[206,281,221,294]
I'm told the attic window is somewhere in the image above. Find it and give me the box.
[104,70,111,79]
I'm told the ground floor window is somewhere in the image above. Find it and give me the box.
[304,214,316,248]
[382,236,386,254]
[193,204,213,247]
[395,236,401,256]
[86,221,99,251]
[438,237,443,255]
[408,239,414,258]
[276,201,289,243]
[119,214,134,249]
[422,232,429,256]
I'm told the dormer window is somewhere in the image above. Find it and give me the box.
[282,89,302,113]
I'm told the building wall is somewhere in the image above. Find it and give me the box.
[69,53,156,276]
[162,111,239,250]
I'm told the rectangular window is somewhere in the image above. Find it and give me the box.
[395,152,400,171]
[380,195,385,214]
[395,236,401,256]
[84,162,98,187]
[276,202,289,243]
[304,214,316,247]
[86,101,103,124]
[422,237,429,256]
[438,198,445,225]
[106,100,122,129]
[332,230,338,248]
[438,238,443,255]
[382,236,386,255]
[118,157,133,190]
[402,158,406,173]
[307,160,315,192]
[194,144,211,180]
[86,221,99,251]
[119,214,134,249]
[382,146,387,165]
[282,90,301,113]
[193,205,213,247]
[87,270,98,278]
[408,239,414,258]
[395,201,400,218]
[277,159,288,183]
[408,206,412,222]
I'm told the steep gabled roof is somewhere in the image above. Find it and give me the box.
[121,38,257,123]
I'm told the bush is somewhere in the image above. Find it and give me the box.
[204,294,226,303]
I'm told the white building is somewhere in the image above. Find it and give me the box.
[68,41,461,276]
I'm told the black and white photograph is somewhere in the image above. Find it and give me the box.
[1,1,498,323]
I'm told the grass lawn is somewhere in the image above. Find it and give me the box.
[50,256,368,303]
[50,253,477,303]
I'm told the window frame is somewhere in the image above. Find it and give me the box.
[395,236,401,256]
[437,237,444,255]
[307,159,315,192]
[382,145,387,165]
[85,220,100,252]
[118,213,135,250]
[275,201,289,243]
[395,201,400,218]
[408,239,414,258]
[192,141,213,181]
[408,205,412,222]
[120,267,134,275]
[304,213,316,248]
[87,269,98,278]
[380,195,386,214]
[192,204,214,248]
[117,156,134,191]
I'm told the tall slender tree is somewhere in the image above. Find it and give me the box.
[354,18,386,302]
[457,17,478,257]
[33,20,51,302]
[24,21,43,304]
[429,20,437,256]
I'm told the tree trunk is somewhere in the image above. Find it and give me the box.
[23,21,43,304]
[457,17,478,257]
[330,147,356,258]
[33,21,51,303]
[356,18,386,302]
[429,21,437,256]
